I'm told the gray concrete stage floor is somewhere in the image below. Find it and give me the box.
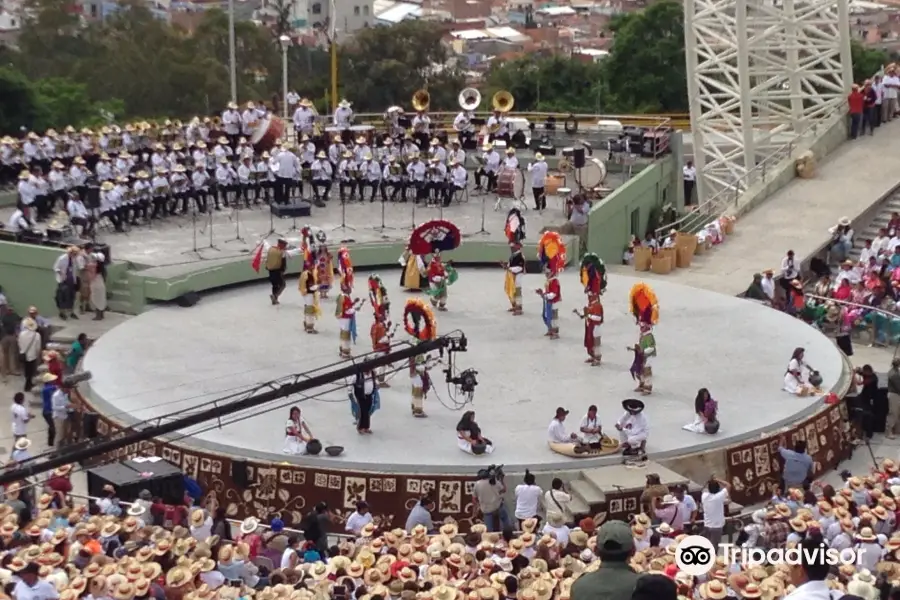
[3,169,627,269]
[82,269,843,474]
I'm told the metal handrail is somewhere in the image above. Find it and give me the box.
[804,292,899,319]
[655,110,844,237]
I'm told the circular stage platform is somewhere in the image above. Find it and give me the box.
[83,268,844,474]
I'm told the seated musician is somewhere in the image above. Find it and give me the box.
[311,151,333,206]
[448,139,466,167]
[401,135,418,165]
[240,101,260,140]
[503,148,518,170]
[131,170,151,225]
[426,156,447,207]
[69,157,88,202]
[406,153,427,204]
[430,138,447,163]
[447,159,467,208]
[190,162,211,214]
[214,156,234,210]
[66,192,93,237]
[454,110,475,147]
[348,136,364,162]
[382,156,404,202]
[412,111,431,150]
[254,151,274,204]
[149,168,170,220]
[378,137,400,163]
[98,180,123,232]
[337,150,359,202]
[7,204,37,234]
[362,153,383,203]
[328,135,344,170]
[487,110,510,144]
[113,175,132,227]
[237,156,254,207]
[298,134,316,197]
[475,142,501,193]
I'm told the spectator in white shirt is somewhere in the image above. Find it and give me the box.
[674,485,698,532]
[541,513,571,547]
[344,501,373,535]
[683,160,696,205]
[10,393,32,442]
[190,508,213,541]
[514,470,543,527]
[14,562,59,600]
[7,207,35,233]
[780,250,799,295]
[544,478,573,524]
[882,66,899,122]
[701,476,730,548]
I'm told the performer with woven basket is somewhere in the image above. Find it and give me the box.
[404,299,437,418]
[536,232,567,339]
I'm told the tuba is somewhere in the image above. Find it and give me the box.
[412,89,430,113]
[459,88,481,112]
[492,90,514,113]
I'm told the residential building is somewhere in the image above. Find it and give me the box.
[256,0,374,37]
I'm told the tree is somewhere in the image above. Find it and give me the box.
[32,78,98,130]
[0,67,39,134]
[851,39,888,83]
[484,55,606,113]
[600,0,687,113]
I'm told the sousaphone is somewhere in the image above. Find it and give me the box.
[412,89,430,112]
[459,88,481,111]
[492,90,514,113]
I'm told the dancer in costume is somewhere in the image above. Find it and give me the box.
[250,238,301,305]
[368,274,391,323]
[315,243,334,299]
[335,281,364,358]
[337,246,354,293]
[628,282,659,394]
[298,252,320,334]
[404,299,438,418]
[426,253,458,311]
[629,342,650,394]
[536,257,562,339]
[399,246,427,291]
[501,241,525,315]
[370,312,397,388]
[638,321,657,390]
[574,293,604,365]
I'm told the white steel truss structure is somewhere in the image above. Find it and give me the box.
[684,0,852,200]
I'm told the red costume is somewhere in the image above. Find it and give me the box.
[428,258,446,283]
[583,301,604,352]
[337,293,355,318]
[544,277,561,305]
[371,321,391,353]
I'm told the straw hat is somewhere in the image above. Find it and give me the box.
[189,509,205,527]
[857,527,877,542]
[239,517,259,535]
[699,580,728,600]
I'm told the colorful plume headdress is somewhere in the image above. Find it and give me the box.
[580,253,607,296]
[538,232,567,274]
[629,282,659,325]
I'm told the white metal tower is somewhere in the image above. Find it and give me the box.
[683,0,852,201]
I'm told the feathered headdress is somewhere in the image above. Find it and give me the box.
[538,232,567,275]
[629,282,659,325]
[580,253,607,297]
[404,298,437,341]
[338,246,353,289]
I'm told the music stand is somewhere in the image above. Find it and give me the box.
[404,190,419,231]
[331,196,356,233]
[197,199,221,253]
[180,200,208,259]
[225,202,245,244]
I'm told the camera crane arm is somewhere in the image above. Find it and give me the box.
[0,334,465,486]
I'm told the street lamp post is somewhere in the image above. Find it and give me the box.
[279,35,291,122]
[228,0,237,104]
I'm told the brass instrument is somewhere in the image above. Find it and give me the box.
[389,164,402,175]
[459,88,481,112]
[489,90,514,134]
[412,89,430,113]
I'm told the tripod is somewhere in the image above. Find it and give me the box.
[332,197,356,233]
[372,196,396,238]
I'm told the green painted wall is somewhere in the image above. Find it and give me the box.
[584,155,677,263]
[0,241,129,315]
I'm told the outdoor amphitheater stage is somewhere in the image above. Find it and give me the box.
[82,268,844,475]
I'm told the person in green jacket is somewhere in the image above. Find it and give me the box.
[571,520,641,600]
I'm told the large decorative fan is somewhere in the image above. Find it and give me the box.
[538,231,567,271]
[580,253,607,296]
[404,298,437,341]
[505,209,526,244]
[629,282,659,325]
[337,247,353,288]
[408,220,462,256]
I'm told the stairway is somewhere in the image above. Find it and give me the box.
[105,275,136,314]
[832,186,900,270]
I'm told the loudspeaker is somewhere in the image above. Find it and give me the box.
[538,144,557,157]
[232,459,249,488]
[271,202,312,218]
[175,292,200,308]
[573,148,586,169]
[83,412,99,439]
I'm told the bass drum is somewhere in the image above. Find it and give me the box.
[576,158,608,190]
[250,117,286,154]
[496,167,525,199]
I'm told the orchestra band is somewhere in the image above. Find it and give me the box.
[1,88,528,236]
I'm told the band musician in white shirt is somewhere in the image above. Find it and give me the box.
[7,206,36,234]
[333,99,354,129]
[475,143,500,193]
[487,109,510,145]
[448,159,467,208]
[67,193,94,237]
[528,152,548,211]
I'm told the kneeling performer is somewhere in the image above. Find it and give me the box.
[456,410,493,454]
[616,399,648,456]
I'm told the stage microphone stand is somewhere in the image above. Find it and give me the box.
[225,199,245,244]
[197,194,220,253]
[331,195,356,234]
[404,186,418,231]
[180,199,207,260]
[372,194,396,238]
[467,192,490,237]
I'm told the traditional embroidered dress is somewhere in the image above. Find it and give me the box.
[538,268,561,339]
[370,318,394,387]
[369,275,391,322]
[428,255,449,310]
[400,249,427,291]
[504,245,525,314]
[410,353,429,417]
[335,290,358,358]
[283,416,307,455]
[580,296,603,365]
[298,262,320,333]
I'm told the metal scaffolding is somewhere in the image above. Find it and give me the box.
[684,0,852,200]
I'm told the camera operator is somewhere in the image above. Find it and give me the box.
[473,465,509,532]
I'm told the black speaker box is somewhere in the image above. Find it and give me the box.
[232,459,250,488]
[271,202,312,218]
[83,412,99,439]
[538,144,557,157]
[175,292,201,308]
[573,147,586,169]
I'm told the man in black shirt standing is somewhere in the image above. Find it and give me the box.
[0,304,21,381]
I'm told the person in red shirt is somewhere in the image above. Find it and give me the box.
[44,351,64,382]
[848,83,865,139]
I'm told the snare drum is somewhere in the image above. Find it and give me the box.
[349,125,374,145]
[250,117,286,154]
[496,167,523,199]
